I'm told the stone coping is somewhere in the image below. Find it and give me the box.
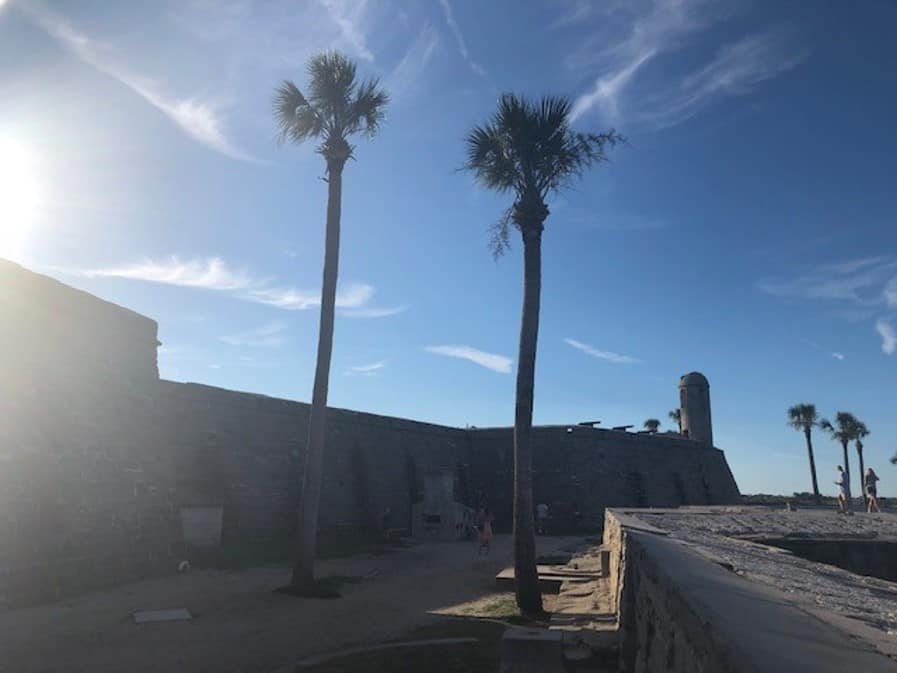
[607,507,897,665]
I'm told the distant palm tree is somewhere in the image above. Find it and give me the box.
[820,411,863,498]
[463,94,621,615]
[274,52,388,594]
[854,421,870,504]
[669,409,682,433]
[787,403,821,504]
[644,419,661,434]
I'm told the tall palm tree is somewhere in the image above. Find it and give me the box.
[274,52,388,594]
[463,94,621,614]
[644,419,661,434]
[854,421,870,504]
[669,409,682,433]
[820,411,862,497]
[787,403,821,504]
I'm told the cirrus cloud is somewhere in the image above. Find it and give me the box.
[424,345,511,373]
[564,338,641,364]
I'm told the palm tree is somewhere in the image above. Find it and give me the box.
[787,403,821,504]
[274,52,388,594]
[820,411,863,498]
[669,409,682,433]
[644,419,661,433]
[463,94,621,614]
[854,421,870,505]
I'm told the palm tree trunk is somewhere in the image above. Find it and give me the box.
[804,428,820,505]
[291,157,345,591]
[513,225,544,616]
[857,445,866,507]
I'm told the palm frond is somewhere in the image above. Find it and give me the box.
[464,122,518,192]
[274,52,389,156]
[348,78,389,137]
[307,51,357,130]
[488,208,513,259]
[787,402,817,430]
[273,80,323,145]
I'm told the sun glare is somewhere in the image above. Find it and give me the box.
[0,135,40,261]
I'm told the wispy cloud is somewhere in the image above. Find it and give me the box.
[425,345,511,373]
[248,283,374,311]
[884,277,897,308]
[220,321,287,348]
[386,23,440,98]
[567,2,805,129]
[20,3,258,162]
[340,305,408,319]
[758,256,897,306]
[76,256,401,317]
[800,338,847,362]
[564,338,641,364]
[568,0,711,123]
[643,30,808,129]
[571,49,657,123]
[318,0,373,61]
[345,361,385,376]
[876,319,897,355]
[438,0,486,77]
[84,256,253,290]
[766,256,897,357]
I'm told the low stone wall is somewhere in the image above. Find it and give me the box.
[604,509,896,673]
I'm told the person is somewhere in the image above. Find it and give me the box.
[536,502,549,535]
[477,507,493,555]
[835,466,852,514]
[865,468,881,513]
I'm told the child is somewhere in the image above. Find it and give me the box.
[477,507,493,555]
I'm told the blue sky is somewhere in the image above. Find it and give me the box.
[1,0,896,496]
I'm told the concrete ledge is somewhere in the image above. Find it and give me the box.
[618,530,895,673]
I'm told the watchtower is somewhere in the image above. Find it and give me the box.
[679,371,713,446]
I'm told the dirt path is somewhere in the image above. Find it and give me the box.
[0,535,583,673]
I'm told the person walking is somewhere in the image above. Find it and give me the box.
[536,502,549,535]
[836,465,852,514]
[477,507,493,555]
[865,467,881,513]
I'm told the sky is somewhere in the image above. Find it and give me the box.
[1,0,896,496]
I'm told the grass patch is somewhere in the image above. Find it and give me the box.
[434,593,555,627]
[298,619,506,673]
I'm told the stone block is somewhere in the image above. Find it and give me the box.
[500,627,564,673]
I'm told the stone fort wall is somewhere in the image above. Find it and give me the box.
[0,261,740,605]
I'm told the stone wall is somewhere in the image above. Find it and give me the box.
[0,261,171,606]
[0,262,741,605]
[158,381,467,542]
[470,426,740,531]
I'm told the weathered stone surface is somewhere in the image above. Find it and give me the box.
[605,508,897,672]
[0,262,742,605]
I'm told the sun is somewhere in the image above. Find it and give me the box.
[0,135,40,261]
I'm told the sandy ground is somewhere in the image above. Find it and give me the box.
[0,535,583,673]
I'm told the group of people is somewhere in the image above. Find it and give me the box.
[835,466,882,513]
